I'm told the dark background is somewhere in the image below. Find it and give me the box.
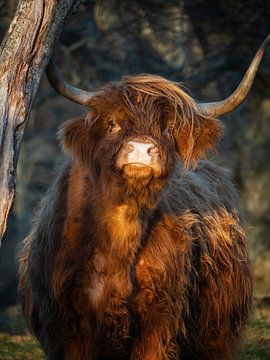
[0,0,269,332]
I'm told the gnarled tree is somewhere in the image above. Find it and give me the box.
[0,0,81,244]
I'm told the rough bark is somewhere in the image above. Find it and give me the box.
[0,0,80,244]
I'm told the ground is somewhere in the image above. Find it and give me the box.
[0,300,269,360]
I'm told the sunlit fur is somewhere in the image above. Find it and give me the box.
[18,74,252,360]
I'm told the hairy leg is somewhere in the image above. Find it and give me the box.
[131,288,181,360]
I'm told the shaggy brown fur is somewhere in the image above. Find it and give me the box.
[18,74,252,360]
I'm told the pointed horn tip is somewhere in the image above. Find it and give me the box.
[259,34,270,52]
[263,33,270,44]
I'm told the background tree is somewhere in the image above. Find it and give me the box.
[0,0,82,243]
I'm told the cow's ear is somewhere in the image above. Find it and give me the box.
[58,118,93,166]
[175,116,223,168]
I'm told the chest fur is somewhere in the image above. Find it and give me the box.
[87,203,142,311]
[78,205,184,355]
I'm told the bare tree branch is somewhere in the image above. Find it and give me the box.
[0,0,81,244]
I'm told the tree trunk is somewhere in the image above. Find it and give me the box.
[0,0,80,244]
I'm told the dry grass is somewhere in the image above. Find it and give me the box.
[0,333,44,360]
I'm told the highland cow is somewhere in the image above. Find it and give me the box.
[18,36,270,360]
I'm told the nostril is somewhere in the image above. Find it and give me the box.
[125,142,134,153]
[148,145,159,155]
[123,140,159,157]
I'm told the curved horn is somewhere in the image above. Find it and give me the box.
[199,34,270,117]
[46,60,95,105]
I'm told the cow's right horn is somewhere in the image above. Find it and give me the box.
[199,34,270,117]
[46,60,95,106]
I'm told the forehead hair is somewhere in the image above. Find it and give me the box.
[121,73,196,108]
[90,74,206,123]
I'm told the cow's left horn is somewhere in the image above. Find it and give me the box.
[46,60,95,105]
[199,34,270,117]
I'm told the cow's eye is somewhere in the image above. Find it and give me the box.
[164,125,174,137]
[108,119,121,134]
